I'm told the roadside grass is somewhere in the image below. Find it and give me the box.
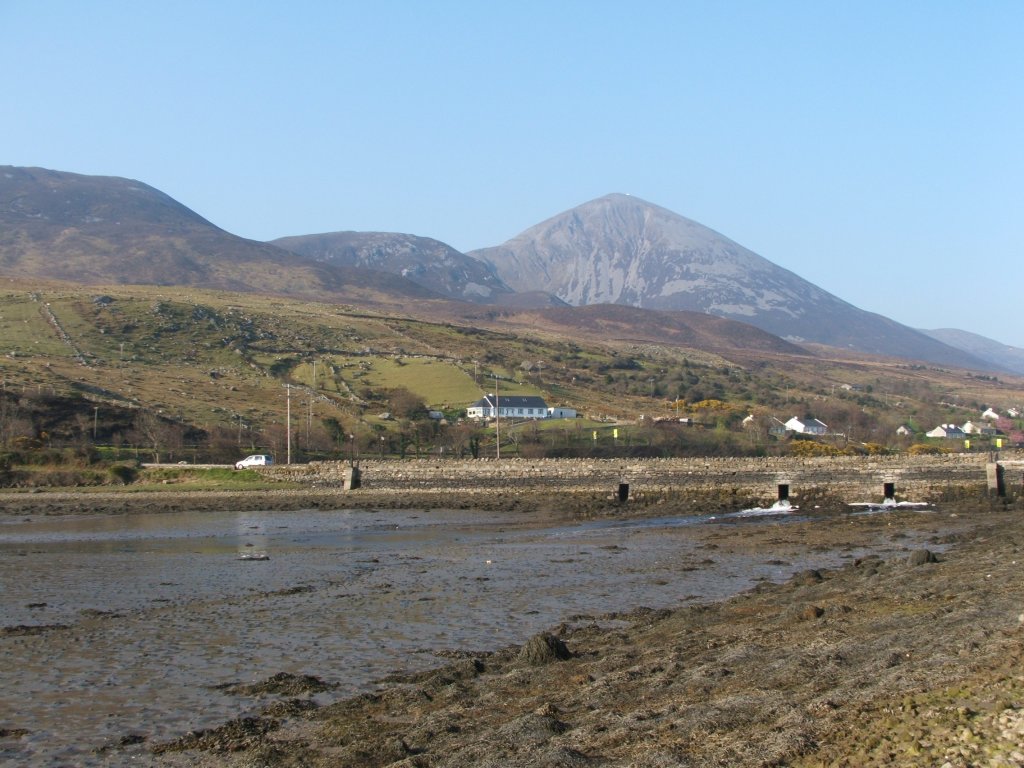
[131,466,293,490]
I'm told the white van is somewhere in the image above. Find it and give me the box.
[234,454,273,470]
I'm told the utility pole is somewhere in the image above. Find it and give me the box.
[286,384,292,465]
[494,374,500,460]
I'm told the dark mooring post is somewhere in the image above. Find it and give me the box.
[344,465,361,491]
[986,462,1005,497]
[618,482,630,503]
[777,484,790,503]
[883,482,895,502]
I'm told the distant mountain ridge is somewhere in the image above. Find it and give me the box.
[469,194,990,370]
[0,166,1002,372]
[0,166,438,302]
[271,230,513,303]
[920,328,1024,376]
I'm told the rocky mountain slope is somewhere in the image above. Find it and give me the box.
[920,328,1024,376]
[272,230,512,303]
[470,194,986,369]
[0,166,437,303]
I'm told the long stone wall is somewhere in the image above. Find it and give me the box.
[264,454,1016,502]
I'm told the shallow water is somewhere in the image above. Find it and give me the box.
[0,504,920,766]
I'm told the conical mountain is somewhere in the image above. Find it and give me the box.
[470,194,983,367]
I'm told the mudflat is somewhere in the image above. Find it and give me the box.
[3,489,1022,767]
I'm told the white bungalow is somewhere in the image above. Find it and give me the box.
[982,408,1000,421]
[926,424,967,439]
[896,425,913,436]
[467,394,549,420]
[784,417,829,435]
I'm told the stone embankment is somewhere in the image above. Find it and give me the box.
[265,453,1019,502]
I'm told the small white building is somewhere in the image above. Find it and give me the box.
[896,425,913,436]
[784,417,829,435]
[926,424,967,439]
[547,406,577,419]
[982,408,1000,421]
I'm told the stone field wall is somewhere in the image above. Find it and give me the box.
[264,454,1022,502]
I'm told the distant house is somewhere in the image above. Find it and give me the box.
[1007,407,1020,418]
[962,421,997,436]
[467,394,549,420]
[926,424,967,439]
[547,406,577,419]
[785,417,828,435]
[742,414,755,428]
[427,410,445,421]
[768,417,790,437]
[896,425,913,436]
[982,408,1000,421]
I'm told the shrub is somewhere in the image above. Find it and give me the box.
[908,443,954,455]
[108,463,138,485]
[789,440,847,457]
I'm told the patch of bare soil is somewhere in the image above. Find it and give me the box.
[140,497,1024,767]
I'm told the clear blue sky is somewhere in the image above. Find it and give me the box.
[3,1,1022,347]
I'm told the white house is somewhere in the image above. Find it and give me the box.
[896,425,913,436]
[982,408,1000,421]
[547,406,577,419]
[962,420,997,436]
[926,424,966,439]
[467,394,549,420]
[784,417,828,435]
[1008,407,1020,418]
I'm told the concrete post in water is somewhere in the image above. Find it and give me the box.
[986,463,1004,497]
[344,466,361,491]
[777,484,790,503]
[618,482,630,503]
[883,482,895,502]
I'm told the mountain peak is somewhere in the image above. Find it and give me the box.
[469,195,989,369]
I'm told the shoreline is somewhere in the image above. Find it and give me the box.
[159,501,1024,765]
[3,489,1022,766]
[143,497,1024,765]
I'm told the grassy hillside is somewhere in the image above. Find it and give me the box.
[1,279,1022,467]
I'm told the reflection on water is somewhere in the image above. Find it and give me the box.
[0,503,923,766]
